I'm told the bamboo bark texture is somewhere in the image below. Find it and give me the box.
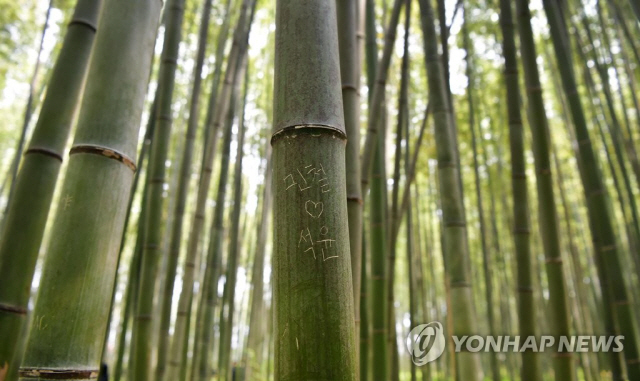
[0,0,101,371]
[272,0,357,379]
[17,0,161,379]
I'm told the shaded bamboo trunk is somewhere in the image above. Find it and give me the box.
[0,0,101,371]
[336,0,363,344]
[515,2,575,379]
[17,0,161,379]
[244,141,272,381]
[365,0,388,378]
[498,0,541,380]
[272,0,357,379]
[155,0,214,378]
[360,228,369,381]
[360,0,403,193]
[416,0,482,379]
[217,62,248,381]
[542,1,640,378]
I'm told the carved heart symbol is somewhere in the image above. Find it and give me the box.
[305,200,324,219]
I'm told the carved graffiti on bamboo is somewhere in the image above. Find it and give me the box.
[285,163,338,261]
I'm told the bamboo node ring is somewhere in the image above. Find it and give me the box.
[69,144,136,172]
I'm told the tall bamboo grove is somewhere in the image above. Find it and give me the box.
[272,0,357,379]
[16,0,161,379]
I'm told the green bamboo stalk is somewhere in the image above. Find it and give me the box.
[200,0,234,166]
[627,0,640,22]
[104,102,156,381]
[576,9,640,256]
[399,15,415,379]
[416,0,482,379]
[193,7,256,381]
[131,0,186,377]
[245,142,272,381]
[360,227,369,381]
[187,1,234,375]
[463,6,499,381]
[218,64,248,381]
[577,33,640,272]
[360,0,403,193]
[165,1,253,378]
[336,0,363,339]
[365,0,388,378]
[542,0,640,378]
[498,1,541,380]
[155,0,214,377]
[188,64,238,381]
[0,0,101,371]
[16,0,161,379]
[2,0,52,219]
[272,0,357,379]
[515,2,575,379]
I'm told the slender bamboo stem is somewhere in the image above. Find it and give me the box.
[155,0,213,377]
[417,0,482,378]
[542,0,640,377]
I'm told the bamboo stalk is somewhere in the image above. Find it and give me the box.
[497,0,542,379]
[0,0,101,371]
[416,0,482,378]
[272,0,357,379]
[155,0,214,377]
[17,0,161,379]
[542,0,640,378]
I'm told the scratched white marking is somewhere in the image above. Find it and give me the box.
[305,200,324,218]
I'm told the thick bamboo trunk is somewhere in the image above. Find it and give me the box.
[0,0,101,371]
[272,0,357,379]
[17,0,161,379]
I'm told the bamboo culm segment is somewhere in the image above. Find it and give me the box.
[336,0,363,338]
[0,0,101,370]
[417,0,482,379]
[17,0,161,379]
[499,0,542,380]
[131,0,186,378]
[273,0,357,379]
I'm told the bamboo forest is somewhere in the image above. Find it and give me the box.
[2,0,640,380]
